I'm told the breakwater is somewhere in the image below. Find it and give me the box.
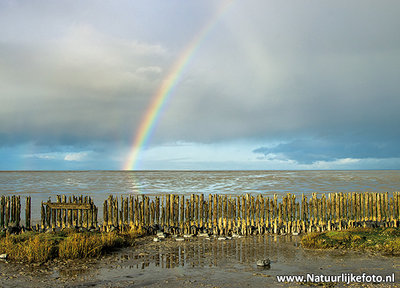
[1,192,399,235]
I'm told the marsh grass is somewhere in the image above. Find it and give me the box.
[0,226,147,263]
[301,227,400,255]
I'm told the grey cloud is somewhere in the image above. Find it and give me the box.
[253,137,400,164]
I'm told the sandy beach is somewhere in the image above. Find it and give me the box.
[1,234,399,287]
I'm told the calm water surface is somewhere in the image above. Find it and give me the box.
[1,170,399,220]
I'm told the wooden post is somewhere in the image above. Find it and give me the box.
[150,200,155,227]
[67,196,72,228]
[241,195,246,235]
[5,196,10,227]
[208,194,213,231]
[0,196,4,228]
[200,194,204,230]
[61,195,67,228]
[129,196,134,227]
[103,200,108,229]
[155,196,160,227]
[25,196,31,229]
[180,195,185,233]
[41,201,45,229]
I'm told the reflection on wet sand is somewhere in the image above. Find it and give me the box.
[114,235,300,270]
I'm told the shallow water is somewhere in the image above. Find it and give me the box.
[1,170,400,220]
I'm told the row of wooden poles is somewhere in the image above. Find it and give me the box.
[103,192,400,235]
[1,192,400,235]
[0,195,31,229]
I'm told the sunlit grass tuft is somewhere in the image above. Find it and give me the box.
[0,226,148,263]
[301,227,400,255]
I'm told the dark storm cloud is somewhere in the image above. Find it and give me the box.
[1,0,400,169]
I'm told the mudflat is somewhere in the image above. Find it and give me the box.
[0,235,399,287]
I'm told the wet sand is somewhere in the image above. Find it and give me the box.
[0,235,399,287]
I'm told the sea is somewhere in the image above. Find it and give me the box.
[1,170,400,220]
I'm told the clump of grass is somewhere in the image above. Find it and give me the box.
[59,233,103,259]
[0,233,57,263]
[0,226,148,263]
[301,227,400,255]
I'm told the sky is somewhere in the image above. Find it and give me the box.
[1,0,400,170]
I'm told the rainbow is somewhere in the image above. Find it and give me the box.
[123,1,233,170]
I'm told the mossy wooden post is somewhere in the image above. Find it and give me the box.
[159,195,164,229]
[216,195,222,235]
[54,195,62,227]
[235,196,240,233]
[199,194,204,231]
[185,198,190,234]
[268,195,273,229]
[190,194,195,230]
[88,198,93,228]
[241,195,246,235]
[165,194,170,229]
[41,201,45,229]
[259,195,264,234]
[129,196,134,228]
[146,196,150,228]
[208,194,213,232]
[114,197,119,228]
[175,196,179,232]
[150,200,155,227]
[61,195,67,228]
[231,197,236,233]
[103,200,108,230]
[10,196,14,225]
[16,196,21,228]
[265,197,270,232]
[5,196,10,227]
[154,196,160,227]
[135,196,139,228]
[194,194,199,232]
[0,196,4,228]
[180,195,185,233]
[25,196,31,229]
[204,196,209,232]
[246,194,251,235]
[394,192,399,227]
[67,196,73,228]
[377,193,382,224]
[384,192,389,224]
[76,195,81,227]
[82,196,88,228]
[368,192,373,222]
[124,197,129,227]
[221,195,226,234]
[107,196,113,228]
[45,201,51,229]
[282,195,287,233]
[119,196,124,228]
[94,202,98,228]
[171,194,176,231]
[255,195,260,234]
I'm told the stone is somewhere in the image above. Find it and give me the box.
[217,237,226,241]
[175,237,185,242]
[0,254,7,260]
[292,232,300,236]
[153,237,161,242]
[183,234,193,238]
[256,258,271,267]
[198,233,209,237]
